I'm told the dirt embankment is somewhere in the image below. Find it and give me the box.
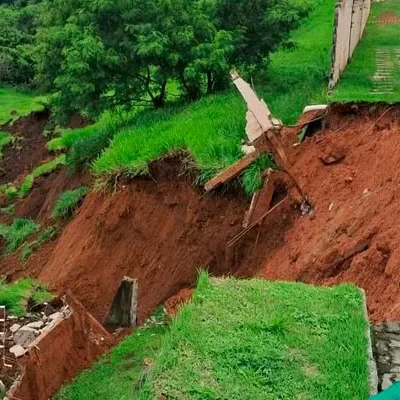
[37,157,292,322]
[255,105,400,322]
[3,104,400,327]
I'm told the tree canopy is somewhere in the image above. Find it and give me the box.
[0,0,317,119]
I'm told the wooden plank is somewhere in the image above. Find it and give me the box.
[227,197,288,247]
[204,151,259,192]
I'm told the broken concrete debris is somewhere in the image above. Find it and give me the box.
[6,303,71,359]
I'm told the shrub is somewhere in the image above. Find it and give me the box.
[51,186,89,220]
[21,225,58,260]
[0,279,53,316]
[18,154,66,198]
[0,218,39,255]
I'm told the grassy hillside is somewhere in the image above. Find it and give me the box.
[0,87,45,124]
[332,0,400,102]
[56,275,369,400]
[137,274,370,400]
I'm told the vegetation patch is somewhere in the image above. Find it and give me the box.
[0,218,40,255]
[0,131,13,160]
[332,0,400,103]
[0,278,53,317]
[55,308,168,400]
[51,187,89,220]
[21,226,58,260]
[17,154,66,198]
[0,87,45,124]
[137,273,370,400]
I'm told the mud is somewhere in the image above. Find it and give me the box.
[35,155,293,323]
[0,111,49,184]
[257,104,400,322]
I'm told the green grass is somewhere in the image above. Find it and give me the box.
[260,0,335,123]
[0,87,46,124]
[0,278,53,316]
[21,226,58,260]
[137,273,370,400]
[17,154,66,198]
[55,308,169,400]
[332,0,400,102]
[0,218,40,255]
[51,186,89,220]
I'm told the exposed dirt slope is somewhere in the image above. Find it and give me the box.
[38,157,293,323]
[255,105,400,322]
[0,111,49,184]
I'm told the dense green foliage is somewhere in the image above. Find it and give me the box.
[55,308,168,400]
[0,278,53,316]
[0,218,39,254]
[34,0,318,119]
[51,186,89,220]
[137,273,369,399]
[0,3,38,85]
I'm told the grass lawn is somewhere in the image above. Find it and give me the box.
[261,0,335,123]
[137,273,370,400]
[0,87,46,124]
[54,308,169,400]
[331,0,400,102]
[0,278,53,316]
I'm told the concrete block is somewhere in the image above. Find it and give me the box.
[26,321,44,330]
[9,324,21,334]
[105,277,138,327]
[9,344,26,358]
[13,326,37,348]
[386,322,400,334]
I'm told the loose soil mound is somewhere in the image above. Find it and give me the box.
[255,104,400,322]
[0,111,49,184]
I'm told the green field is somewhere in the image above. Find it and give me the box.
[0,87,45,124]
[137,275,370,400]
[332,0,400,102]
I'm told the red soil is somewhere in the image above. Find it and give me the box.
[164,288,193,316]
[0,111,49,184]
[254,105,400,322]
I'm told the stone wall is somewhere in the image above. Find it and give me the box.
[372,322,400,391]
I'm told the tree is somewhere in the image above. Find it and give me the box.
[214,0,315,70]
[0,4,37,85]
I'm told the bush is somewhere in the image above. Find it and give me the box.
[51,186,89,220]
[0,278,53,316]
[0,218,39,254]
[18,154,66,198]
[21,225,58,260]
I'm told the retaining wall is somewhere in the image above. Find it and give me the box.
[329,0,371,88]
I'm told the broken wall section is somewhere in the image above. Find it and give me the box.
[329,0,371,88]
[8,294,114,400]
